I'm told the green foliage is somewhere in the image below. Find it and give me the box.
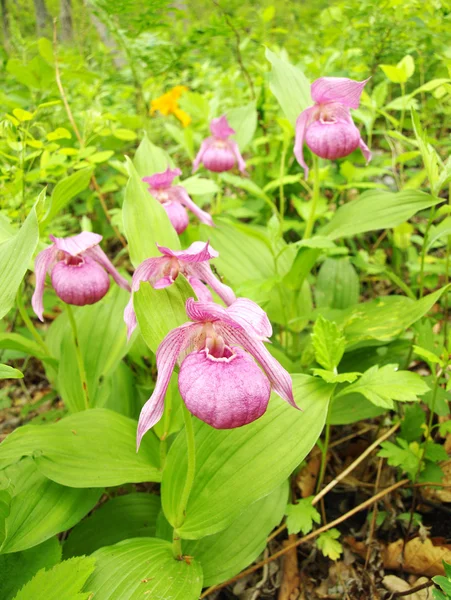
[285,497,321,535]
[316,529,343,561]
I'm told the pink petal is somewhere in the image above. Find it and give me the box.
[85,245,131,292]
[49,232,102,256]
[216,323,297,409]
[193,139,213,173]
[187,276,213,302]
[228,140,248,175]
[187,262,236,306]
[156,241,218,263]
[124,295,138,340]
[131,256,168,292]
[311,77,370,109]
[163,201,189,234]
[185,297,232,325]
[173,186,214,228]
[51,256,110,306]
[226,298,272,340]
[305,119,360,160]
[137,323,200,448]
[31,245,58,321]
[294,107,314,179]
[142,167,181,190]
[179,347,270,429]
[210,115,235,140]
[153,275,175,289]
[359,137,372,163]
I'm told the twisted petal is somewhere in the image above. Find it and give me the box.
[185,297,234,326]
[226,298,272,340]
[142,167,181,190]
[187,276,213,302]
[210,115,235,139]
[137,323,200,448]
[216,323,297,408]
[294,107,314,179]
[359,137,372,164]
[31,245,58,321]
[188,262,236,306]
[193,138,213,172]
[228,140,247,175]
[163,201,189,234]
[50,231,102,256]
[85,245,131,292]
[124,295,138,340]
[311,77,370,109]
[156,240,218,262]
[173,186,214,227]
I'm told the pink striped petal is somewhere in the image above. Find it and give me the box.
[163,201,189,234]
[228,140,247,175]
[85,245,131,292]
[193,138,213,173]
[210,115,235,140]
[173,186,214,228]
[137,323,200,448]
[153,276,175,289]
[142,167,181,190]
[294,107,314,179]
[311,77,370,109]
[185,297,234,325]
[124,295,138,340]
[359,137,372,163]
[31,245,58,321]
[130,257,168,292]
[188,262,236,306]
[187,276,213,302]
[156,241,218,263]
[226,298,272,340]
[216,323,297,408]
[49,232,102,256]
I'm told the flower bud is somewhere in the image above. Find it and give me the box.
[178,347,271,429]
[51,256,110,306]
[305,120,361,160]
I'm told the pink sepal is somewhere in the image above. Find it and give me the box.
[294,107,314,179]
[142,167,181,190]
[226,298,272,340]
[173,186,214,228]
[156,240,218,263]
[359,137,372,163]
[193,139,213,173]
[49,231,102,256]
[188,262,236,307]
[31,245,59,321]
[228,140,248,175]
[311,77,370,109]
[85,245,130,292]
[210,115,235,140]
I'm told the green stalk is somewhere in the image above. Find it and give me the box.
[16,286,50,356]
[303,155,320,240]
[316,396,333,495]
[279,142,287,225]
[66,304,89,410]
[172,404,196,559]
[418,206,436,298]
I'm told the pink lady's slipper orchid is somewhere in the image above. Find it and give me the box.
[142,167,213,234]
[32,232,130,321]
[193,115,247,174]
[124,241,236,339]
[294,77,372,178]
[137,297,297,446]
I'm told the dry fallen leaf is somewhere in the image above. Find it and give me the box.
[278,534,301,600]
[296,450,321,498]
[424,459,451,502]
[346,536,451,577]
[383,575,432,599]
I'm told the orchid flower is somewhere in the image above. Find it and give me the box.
[137,297,297,447]
[294,77,372,178]
[193,115,247,174]
[32,232,130,321]
[123,241,236,339]
[142,167,213,234]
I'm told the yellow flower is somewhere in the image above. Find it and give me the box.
[150,86,191,127]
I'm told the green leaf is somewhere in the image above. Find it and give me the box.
[63,493,161,558]
[0,364,23,379]
[401,404,426,442]
[113,128,137,141]
[413,345,444,368]
[0,205,39,320]
[320,190,440,240]
[12,556,96,600]
[185,482,288,586]
[134,275,194,354]
[311,315,346,371]
[133,133,173,178]
[316,528,342,560]
[162,375,332,539]
[424,441,448,463]
[411,110,441,194]
[0,459,100,553]
[84,538,203,600]
[337,364,429,408]
[123,157,179,267]
[316,257,359,309]
[0,333,51,362]
[378,438,423,479]
[265,48,311,126]
[226,103,257,150]
[44,168,94,223]
[0,537,61,600]
[181,176,218,196]
[0,409,161,487]
[285,497,321,535]
[330,393,385,425]
[312,369,360,384]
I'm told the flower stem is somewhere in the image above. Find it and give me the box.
[65,304,89,410]
[418,206,436,298]
[172,403,196,559]
[303,155,320,240]
[16,285,50,356]
[316,396,333,495]
[279,142,287,224]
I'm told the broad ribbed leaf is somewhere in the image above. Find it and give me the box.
[226,103,257,150]
[315,257,360,309]
[321,190,440,240]
[83,538,202,600]
[0,364,23,379]
[44,167,94,223]
[185,481,288,586]
[63,493,161,558]
[0,409,160,487]
[133,133,173,178]
[162,375,331,539]
[0,459,100,553]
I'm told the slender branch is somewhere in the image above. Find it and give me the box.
[199,479,409,598]
[391,580,434,598]
[52,19,127,248]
